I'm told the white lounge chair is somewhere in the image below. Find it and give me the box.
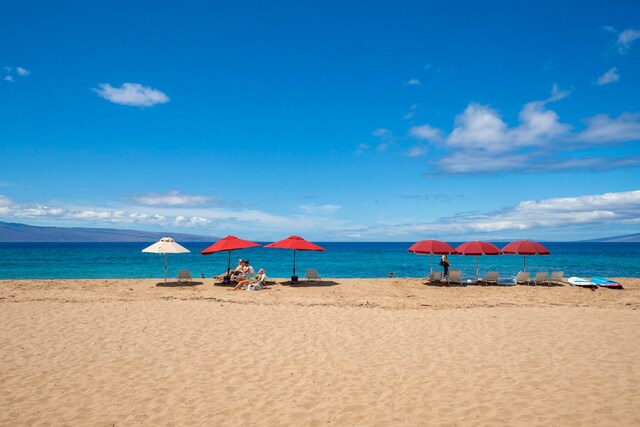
[428,271,443,283]
[480,271,499,285]
[246,273,267,291]
[447,269,462,286]
[530,272,549,285]
[178,270,192,283]
[549,271,564,285]
[515,271,530,285]
[305,269,321,283]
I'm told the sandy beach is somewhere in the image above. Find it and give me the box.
[1,277,639,426]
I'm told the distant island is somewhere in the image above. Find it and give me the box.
[0,221,215,242]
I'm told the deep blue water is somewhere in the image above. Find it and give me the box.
[0,242,638,280]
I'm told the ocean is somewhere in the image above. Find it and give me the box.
[0,241,639,280]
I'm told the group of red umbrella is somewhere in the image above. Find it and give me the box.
[201,235,325,283]
[408,239,550,279]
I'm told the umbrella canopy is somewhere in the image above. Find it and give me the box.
[142,237,190,284]
[264,235,325,278]
[200,235,260,277]
[501,240,550,271]
[407,240,456,274]
[455,241,501,280]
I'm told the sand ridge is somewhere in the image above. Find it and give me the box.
[1,278,639,426]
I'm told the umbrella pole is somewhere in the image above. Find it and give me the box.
[524,255,527,272]
[430,254,433,274]
[227,251,231,276]
[293,250,297,276]
[164,253,168,285]
[476,256,479,281]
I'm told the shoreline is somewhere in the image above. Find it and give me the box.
[1,277,638,310]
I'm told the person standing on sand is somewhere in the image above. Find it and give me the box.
[440,255,450,277]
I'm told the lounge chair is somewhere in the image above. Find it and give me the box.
[515,271,530,285]
[428,271,443,283]
[447,269,462,286]
[530,272,549,285]
[549,271,564,286]
[245,273,267,291]
[305,269,321,283]
[178,270,192,283]
[479,271,499,285]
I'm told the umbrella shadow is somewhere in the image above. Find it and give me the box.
[279,280,339,287]
[156,281,205,287]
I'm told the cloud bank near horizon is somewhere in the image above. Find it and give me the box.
[2,190,638,241]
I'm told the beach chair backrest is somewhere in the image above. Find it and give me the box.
[515,271,530,283]
[306,269,320,281]
[535,272,548,281]
[485,271,499,282]
[448,270,462,283]
[550,271,564,281]
[178,270,191,281]
[430,271,443,281]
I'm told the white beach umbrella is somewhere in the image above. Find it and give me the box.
[142,237,190,284]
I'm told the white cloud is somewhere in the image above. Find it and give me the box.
[403,111,416,120]
[596,67,620,85]
[297,204,341,214]
[409,124,442,142]
[336,190,640,239]
[406,78,421,86]
[355,143,370,155]
[127,191,213,207]
[372,128,391,138]
[400,85,640,174]
[93,82,169,107]
[175,215,211,227]
[576,113,640,143]
[3,66,30,82]
[617,28,640,53]
[405,145,428,157]
[16,67,30,76]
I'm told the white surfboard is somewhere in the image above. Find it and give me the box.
[568,277,596,287]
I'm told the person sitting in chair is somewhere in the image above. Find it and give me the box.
[217,259,244,280]
[231,268,266,291]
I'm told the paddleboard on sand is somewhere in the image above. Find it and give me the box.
[568,277,597,288]
[590,276,623,289]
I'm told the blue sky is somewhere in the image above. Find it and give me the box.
[1,1,639,241]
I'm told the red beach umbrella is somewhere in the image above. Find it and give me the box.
[264,235,325,283]
[200,236,260,280]
[407,240,456,274]
[501,240,550,271]
[455,241,501,280]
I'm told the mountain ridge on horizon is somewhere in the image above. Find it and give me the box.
[0,221,215,243]
[1,221,639,243]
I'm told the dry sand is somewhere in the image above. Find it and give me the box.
[1,277,639,426]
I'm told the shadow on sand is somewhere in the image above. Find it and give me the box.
[156,281,205,287]
[279,280,339,287]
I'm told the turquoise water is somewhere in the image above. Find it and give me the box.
[0,242,639,280]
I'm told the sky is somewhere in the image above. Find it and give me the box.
[1,0,639,241]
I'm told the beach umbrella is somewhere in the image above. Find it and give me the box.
[501,240,550,271]
[200,236,260,282]
[264,235,325,283]
[142,237,190,284]
[407,240,456,274]
[455,241,501,280]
